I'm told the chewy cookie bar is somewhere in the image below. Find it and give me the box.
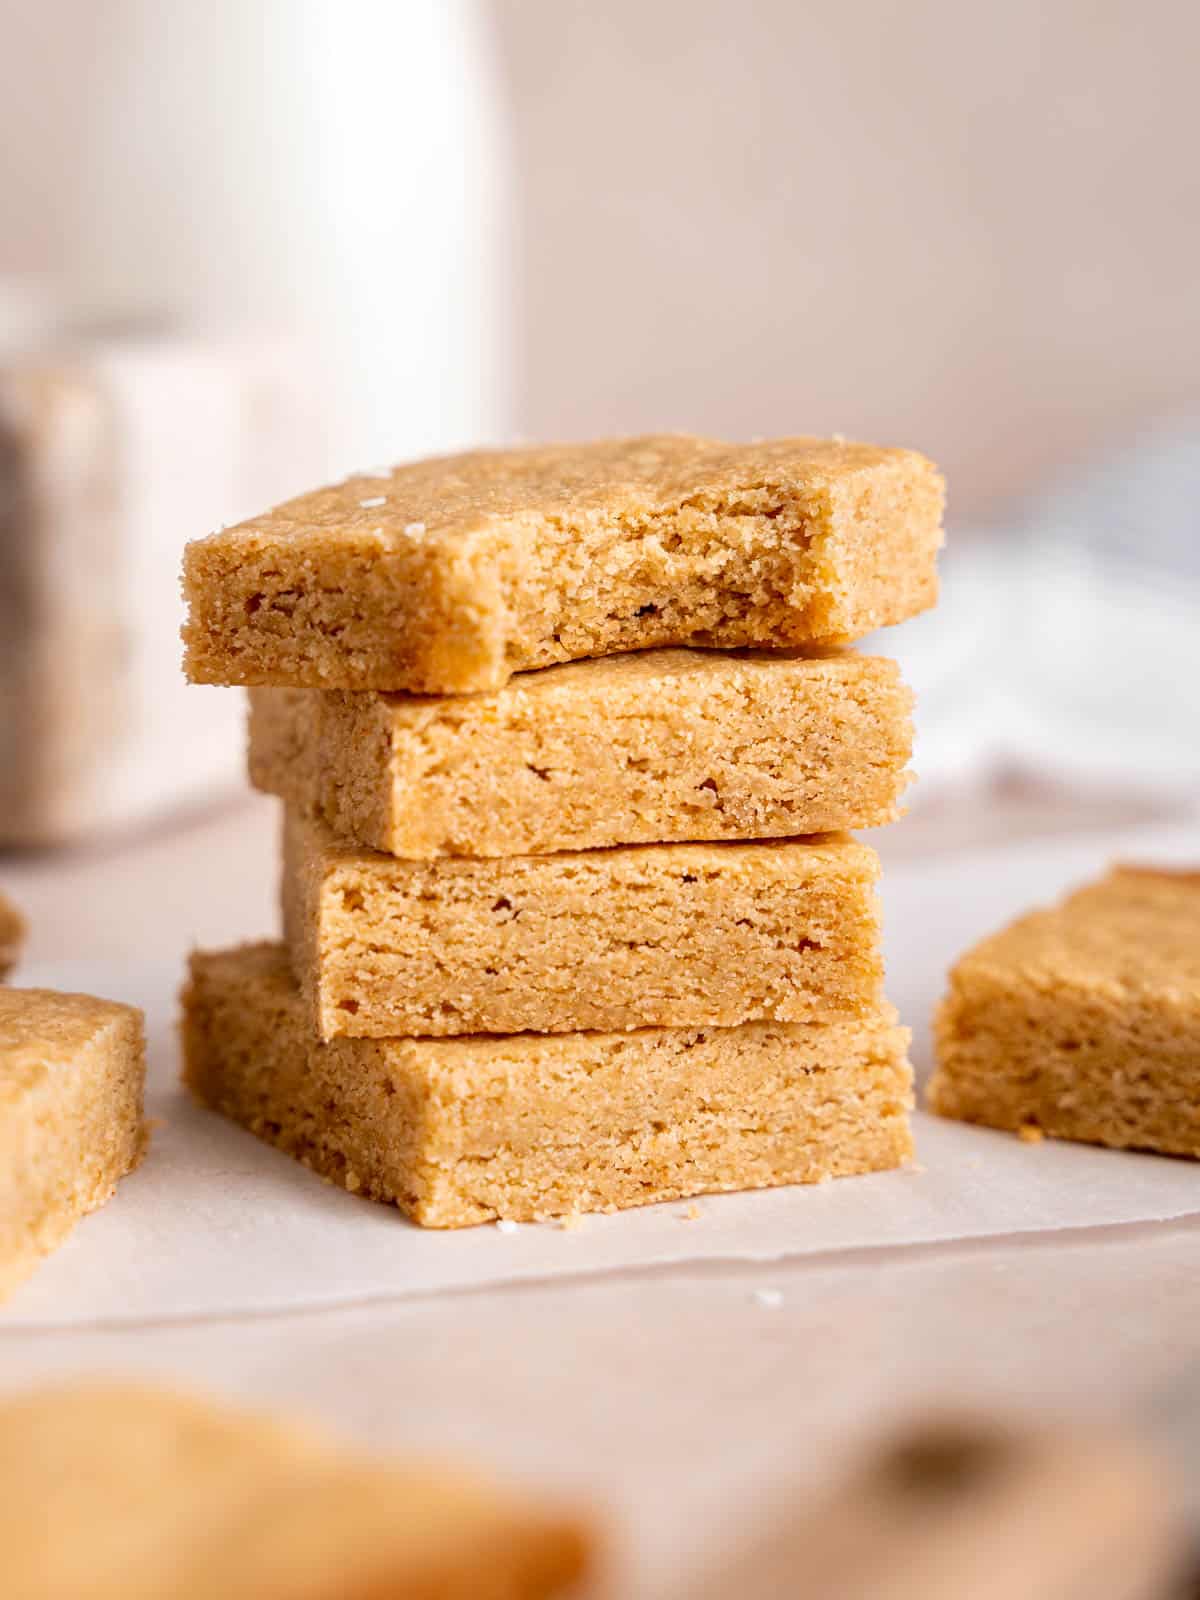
[182,943,914,1227]
[282,810,884,1039]
[184,435,944,693]
[0,1382,590,1598]
[1,988,146,1299]
[250,649,914,858]
[0,892,23,979]
[929,865,1200,1157]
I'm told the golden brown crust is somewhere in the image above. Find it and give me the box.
[199,434,927,545]
[939,865,1200,998]
[1111,861,1200,885]
[927,864,1200,1157]
[182,941,913,1227]
[0,1383,591,1598]
[184,434,943,692]
[249,649,914,857]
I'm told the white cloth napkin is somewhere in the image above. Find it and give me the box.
[891,422,1200,805]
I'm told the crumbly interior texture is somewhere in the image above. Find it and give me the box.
[0,988,147,1300]
[249,648,914,858]
[0,891,24,979]
[0,1383,590,1599]
[928,865,1200,1157]
[281,810,884,1040]
[183,943,913,1227]
[183,435,944,693]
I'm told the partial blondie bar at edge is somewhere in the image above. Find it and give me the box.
[0,1383,591,1599]
[249,649,914,858]
[182,942,914,1228]
[281,811,884,1039]
[184,435,944,693]
[928,865,1200,1157]
[1,987,146,1299]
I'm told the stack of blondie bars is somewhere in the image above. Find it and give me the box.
[180,435,943,1226]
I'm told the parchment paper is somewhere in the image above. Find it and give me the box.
[7,820,1199,1330]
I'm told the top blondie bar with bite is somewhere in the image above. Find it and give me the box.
[183,434,943,693]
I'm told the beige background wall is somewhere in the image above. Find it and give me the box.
[1,2,1196,523]
[497,0,1200,520]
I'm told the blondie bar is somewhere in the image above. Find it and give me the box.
[1,987,146,1299]
[929,865,1200,1157]
[250,649,913,858]
[0,892,23,979]
[0,1383,590,1598]
[184,435,944,693]
[182,943,913,1226]
[282,810,883,1039]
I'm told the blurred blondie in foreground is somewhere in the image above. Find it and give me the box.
[0,1383,591,1598]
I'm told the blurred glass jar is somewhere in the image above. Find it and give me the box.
[0,2,513,844]
[1,0,514,471]
[0,329,324,845]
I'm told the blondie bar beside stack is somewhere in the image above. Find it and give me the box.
[929,865,1200,1157]
[181,434,941,1224]
[1,987,147,1299]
